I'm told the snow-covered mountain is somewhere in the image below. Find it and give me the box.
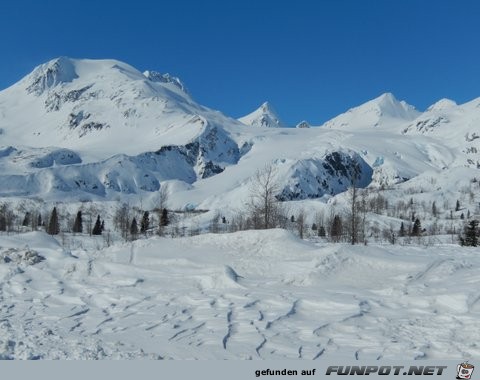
[238,102,286,128]
[322,92,420,130]
[0,57,258,197]
[0,57,248,161]
[0,57,479,208]
[295,120,310,129]
[401,97,480,168]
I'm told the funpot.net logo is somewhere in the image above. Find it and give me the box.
[325,365,448,376]
[457,362,474,380]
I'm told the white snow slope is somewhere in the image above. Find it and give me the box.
[0,230,478,359]
[0,58,479,210]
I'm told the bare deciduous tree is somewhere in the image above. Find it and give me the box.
[156,184,169,212]
[247,164,284,229]
[84,203,99,237]
[296,209,306,239]
[114,203,131,241]
[209,212,221,233]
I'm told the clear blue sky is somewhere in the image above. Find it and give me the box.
[1,0,479,125]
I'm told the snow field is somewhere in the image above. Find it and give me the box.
[0,230,478,359]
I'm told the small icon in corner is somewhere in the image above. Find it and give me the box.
[457,362,475,380]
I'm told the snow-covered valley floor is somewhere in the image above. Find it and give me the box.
[0,229,478,360]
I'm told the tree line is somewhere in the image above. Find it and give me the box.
[0,166,478,246]
[209,164,479,247]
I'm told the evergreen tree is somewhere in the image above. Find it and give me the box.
[160,208,169,227]
[467,210,471,219]
[222,216,227,224]
[411,218,421,236]
[101,220,105,232]
[140,211,150,234]
[130,217,138,238]
[22,212,31,227]
[73,211,83,233]
[347,163,361,245]
[464,220,479,247]
[460,213,465,220]
[47,207,60,235]
[318,225,326,237]
[431,201,437,217]
[456,199,461,211]
[311,223,317,231]
[290,215,295,223]
[0,215,6,231]
[399,222,406,237]
[330,215,343,242]
[37,214,43,227]
[92,215,102,235]
[0,204,13,232]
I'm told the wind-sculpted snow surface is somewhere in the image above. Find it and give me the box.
[0,230,478,359]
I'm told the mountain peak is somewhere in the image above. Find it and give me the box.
[426,98,457,112]
[26,57,78,95]
[238,102,286,128]
[143,70,188,93]
[261,101,272,111]
[370,92,416,116]
[323,92,419,130]
[376,92,396,101]
[295,120,310,128]
[0,57,215,158]
[23,57,152,96]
